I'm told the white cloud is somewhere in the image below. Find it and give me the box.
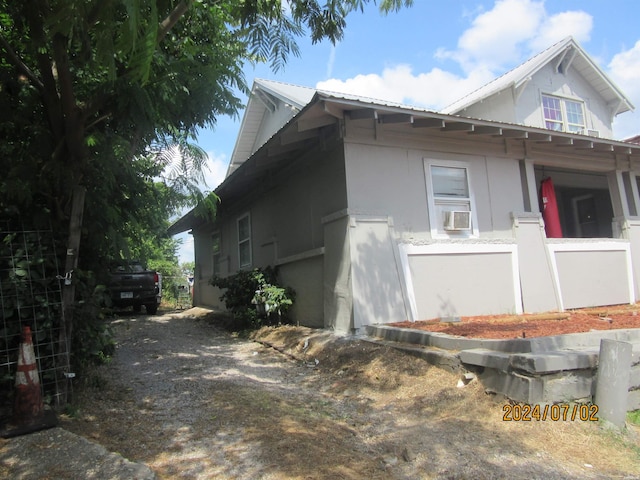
[200,150,228,192]
[318,65,494,110]
[608,40,640,139]
[441,0,546,73]
[529,11,592,52]
[316,0,596,111]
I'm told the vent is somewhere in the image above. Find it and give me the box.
[443,211,472,231]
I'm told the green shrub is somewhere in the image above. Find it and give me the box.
[210,267,295,329]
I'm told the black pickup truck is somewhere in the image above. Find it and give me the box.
[108,261,162,314]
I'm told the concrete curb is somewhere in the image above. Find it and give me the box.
[0,427,156,480]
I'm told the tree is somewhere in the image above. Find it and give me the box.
[0,0,412,395]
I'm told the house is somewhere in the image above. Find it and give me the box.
[170,37,640,334]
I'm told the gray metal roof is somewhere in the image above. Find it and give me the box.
[441,36,634,116]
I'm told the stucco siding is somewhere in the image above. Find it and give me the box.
[191,142,347,325]
[343,141,524,240]
[278,254,324,327]
[457,94,517,124]
[548,243,634,309]
[404,245,521,320]
[350,217,408,327]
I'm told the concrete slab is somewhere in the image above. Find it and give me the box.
[459,349,512,371]
[478,369,544,404]
[510,350,598,374]
[366,324,640,409]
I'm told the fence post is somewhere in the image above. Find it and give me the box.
[594,339,632,428]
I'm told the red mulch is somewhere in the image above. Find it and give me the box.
[389,305,640,339]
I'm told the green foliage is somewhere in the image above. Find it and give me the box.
[628,410,640,426]
[210,267,295,329]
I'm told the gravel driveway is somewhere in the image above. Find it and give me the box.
[3,308,639,479]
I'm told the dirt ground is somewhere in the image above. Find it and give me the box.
[53,308,640,479]
[391,304,640,339]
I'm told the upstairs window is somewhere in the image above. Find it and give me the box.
[542,95,585,133]
[237,214,251,268]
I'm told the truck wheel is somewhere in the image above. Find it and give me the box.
[146,303,158,315]
[133,304,142,313]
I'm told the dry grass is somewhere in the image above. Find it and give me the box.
[61,314,640,479]
[254,325,640,477]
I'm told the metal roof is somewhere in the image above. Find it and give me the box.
[442,36,634,116]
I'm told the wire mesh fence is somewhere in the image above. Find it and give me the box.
[0,221,70,417]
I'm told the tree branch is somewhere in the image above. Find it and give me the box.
[157,0,192,44]
[0,34,45,91]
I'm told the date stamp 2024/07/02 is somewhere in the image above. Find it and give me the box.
[503,403,599,422]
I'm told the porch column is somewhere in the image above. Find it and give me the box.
[322,211,354,332]
[616,217,640,300]
[512,213,562,312]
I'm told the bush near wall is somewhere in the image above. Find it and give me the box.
[210,267,294,329]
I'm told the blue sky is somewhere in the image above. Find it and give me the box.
[176,0,640,263]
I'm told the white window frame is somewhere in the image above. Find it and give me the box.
[424,159,479,239]
[237,213,252,268]
[541,94,586,133]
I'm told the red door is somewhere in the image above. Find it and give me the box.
[540,177,563,238]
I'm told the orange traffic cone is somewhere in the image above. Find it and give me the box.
[12,326,43,423]
[0,325,56,438]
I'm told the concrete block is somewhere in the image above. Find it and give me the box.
[627,389,640,411]
[629,365,640,389]
[459,349,512,371]
[510,350,598,374]
[541,371,594,402]
[478,368,544,404]
[595,339,633,429]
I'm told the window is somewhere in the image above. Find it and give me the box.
[424,160,478,238]
[237,214,251,267]
[542,95,585,132]
[212,232,221,275]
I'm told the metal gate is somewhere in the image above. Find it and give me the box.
[0,221,70,416]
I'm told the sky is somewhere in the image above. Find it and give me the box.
[175,0,640,263]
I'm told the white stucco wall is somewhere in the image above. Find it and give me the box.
[454,63,615,139]
[517,63,614,138]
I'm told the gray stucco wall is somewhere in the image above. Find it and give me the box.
[277,253,324,327]
[405,246,520,320]
[191,142,348,327]
[342,141,525,241]
[549,243,633,309]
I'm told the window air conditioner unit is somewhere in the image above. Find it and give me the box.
[443,211,472,231]
[580,128,600,138]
